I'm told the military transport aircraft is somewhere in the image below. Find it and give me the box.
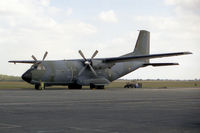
[9,30,192,90]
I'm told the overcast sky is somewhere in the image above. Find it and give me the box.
[0,0,199,79]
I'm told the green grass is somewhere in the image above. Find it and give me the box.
[0,81,32,89]
[139,80,200,88]
[108,80,200,88]
[0,74,21,81]
[0,80,200,89]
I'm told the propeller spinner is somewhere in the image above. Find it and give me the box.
[78,50,98,76]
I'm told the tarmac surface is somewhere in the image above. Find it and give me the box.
[0,88,200,133]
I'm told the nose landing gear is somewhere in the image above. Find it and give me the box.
[35,82,45,90]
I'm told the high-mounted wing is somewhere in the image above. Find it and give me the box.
[102,52,192,63]
[9,52,192,65]
[9,60,36,64]
[9,51,48,64]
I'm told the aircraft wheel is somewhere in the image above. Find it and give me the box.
[76,85,82,89]
[35,83,45,90]
[90,84,105,89]
[35,84,40,90]
[68,84,82,89]
[90,84,95,89]
[95,85,105,89]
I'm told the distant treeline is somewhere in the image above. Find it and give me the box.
[0,74,22,81]
[118,79,200,81]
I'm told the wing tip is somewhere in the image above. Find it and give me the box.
[172,63,179,65]
[8,60,36,64]
[183,51,192,55]
[8,61,15,63]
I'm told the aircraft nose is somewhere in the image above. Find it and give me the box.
[22,70,32,83]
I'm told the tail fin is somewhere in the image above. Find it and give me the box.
[133,30,150,56]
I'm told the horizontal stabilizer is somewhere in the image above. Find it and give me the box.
[143,63,179,67]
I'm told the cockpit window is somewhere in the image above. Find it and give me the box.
[31,65,37,69]
[37,64,46,70]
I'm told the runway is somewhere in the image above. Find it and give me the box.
[0,88,200,133]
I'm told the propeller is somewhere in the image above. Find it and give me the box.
[78,50,98,76]
[31,51,48,64]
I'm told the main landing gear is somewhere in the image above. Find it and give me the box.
[90,84,104,89]
[34,83,104,90]
[68,84,82,89]
[67,84,105,89]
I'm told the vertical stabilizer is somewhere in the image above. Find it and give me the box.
[133,30,150,56]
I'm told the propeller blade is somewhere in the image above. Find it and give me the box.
[42,51,48,61]
[88,64,97,76]
[78,50,87,61]
[78,50,98,77]
[78,65,87,76]
[91,50,98,59]
[31,55,38,62]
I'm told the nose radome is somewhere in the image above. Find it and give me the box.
[22,70,32,83]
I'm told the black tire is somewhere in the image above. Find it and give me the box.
[96,85,104,89]
[131,85,134,88]
[68,84,82,89]
[90,84,96,89]
[90,84,104,89]
[35,84,40,90]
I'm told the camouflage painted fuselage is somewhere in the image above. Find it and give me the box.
[28,59,144,86]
